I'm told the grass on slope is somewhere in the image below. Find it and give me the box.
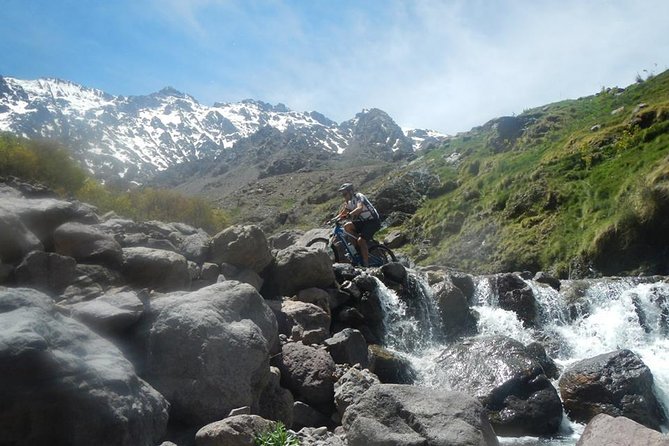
[0,134,229,233]
[401,70,669,277]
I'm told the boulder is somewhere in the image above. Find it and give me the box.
[533,271,561,291]
[195,415,273,446]
[209,225,272,273]
[276,342,336,412]
[334,367,380,416]
[280,300,331,344]
[258,366,294,427]
[67,289,145,335]
[368,344,416,384]
[0,196,97,249]
[14,250,77,295]
[295,287,331,313]
[559,349,666,430]
[0,287,169,446]
[494,273,537,326]
[122,247,190,292]
[296,427,346,446]
[431,277,477,340]
[292,401,332,430]
[264,246,335,297]
[219,263,264,291]
[268,229,304,250]
[53,222,123,267]
[576,414,669,446]
[380,262,407,284]
[342,384,499,446]
[383,230,407,249]
[324,328,369,368]
[60,263,123,303]
[177,231,211,263]
[436,335,563,436]
[137,282,278,425]
[449,271,476,302]
[0,207,43,263]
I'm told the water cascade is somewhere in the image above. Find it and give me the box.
[374,271,669,445]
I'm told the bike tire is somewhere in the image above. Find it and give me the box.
[368,244,397,267]
[306,237,340,263]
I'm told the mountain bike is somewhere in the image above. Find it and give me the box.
[307,218,397,267]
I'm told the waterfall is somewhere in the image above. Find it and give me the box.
[373,271,669,444]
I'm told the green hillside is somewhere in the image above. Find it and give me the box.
[394,70,669,277]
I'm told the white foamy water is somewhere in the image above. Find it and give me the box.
[374,273,669,444]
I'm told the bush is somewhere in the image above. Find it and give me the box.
[254,422,300,446]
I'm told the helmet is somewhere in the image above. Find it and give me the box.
[338,183,354,193]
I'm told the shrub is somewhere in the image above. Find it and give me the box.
[254,422,300,446]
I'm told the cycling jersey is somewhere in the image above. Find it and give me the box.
[345,192,380,222]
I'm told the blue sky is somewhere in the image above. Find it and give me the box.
[2,0,669,133]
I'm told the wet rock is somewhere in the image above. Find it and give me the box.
[559,349,666,430]
[194,415,273,446]
[122,247,190,292]
[0,287,169,446]
[276,342,336,413]
[533,271,561,291]
[432,277,477,340]
[380,262,407,284]
[209,224,272,273]
[436,335,563,436]
[342,384,499,446]
[53,222,123,268]
[576,414,669,446]
[494,273,537,326]
[332,263,358,282]
[135,282,278,425]
[525,342,560,379]
[368,344,416,384]
[324,328,369,368]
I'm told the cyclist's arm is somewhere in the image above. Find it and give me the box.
[348,202,364,219]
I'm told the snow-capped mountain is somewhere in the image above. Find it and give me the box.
[0,76,446,182]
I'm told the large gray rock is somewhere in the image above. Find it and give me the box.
[493,273,537,327]
[334,366,380,416]
[368,344,416,384]
[576,414,669,446]
[54,221,123,267]
[0,287,169,446]
[342,384,499,446]
[436,335,563,436]
[264,246,335,297]
[281,300,331,344]
[122,247,190,292]
[195,414,273,446]
[325,328,369,368]
[0,196,98,248]
[67,289,145,335]
[137,281,278,425]
[209,225,272,273]
[258,366,294,427]
[0,207,43,263]
[277,342,336,412]
[178,230,211,264]
[14,250,77,294]
[559,349,666,430]
[60,263,123,303]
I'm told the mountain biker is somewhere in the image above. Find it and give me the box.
[336,183,381,267]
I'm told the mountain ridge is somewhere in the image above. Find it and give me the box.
[0,75,446,183]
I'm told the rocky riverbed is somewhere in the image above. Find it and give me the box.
[1,181,668,446]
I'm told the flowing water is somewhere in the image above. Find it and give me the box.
[374,273,669,444]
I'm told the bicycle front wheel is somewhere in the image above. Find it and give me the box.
[306,237,340,263]
[368,245,397,267]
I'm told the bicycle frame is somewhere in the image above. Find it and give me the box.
[330,220,363,264]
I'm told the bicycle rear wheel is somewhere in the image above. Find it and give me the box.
[306,237,340,263]
[368,244,397,267]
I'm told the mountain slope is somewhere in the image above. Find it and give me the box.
[386,70,669,277]
[0,76,443,183]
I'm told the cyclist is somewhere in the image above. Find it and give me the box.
[336,183,381,266]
